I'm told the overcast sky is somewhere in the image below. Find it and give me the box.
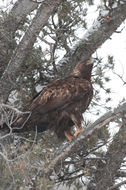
[85,1,126,108]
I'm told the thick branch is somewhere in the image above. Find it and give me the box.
[0,0,38,76]
[116,171,126,178]
[44,102,126,177]
[57,2,126,77]
[108,180,126,190]
[5,0,38,33]
[90,118,126,190]
[0,0,63,102]
[0,2,126,102]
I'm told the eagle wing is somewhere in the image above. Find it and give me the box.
[28,77,92,115]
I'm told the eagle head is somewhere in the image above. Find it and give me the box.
[72,59,93,80]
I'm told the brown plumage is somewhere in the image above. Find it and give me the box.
[14,61,93,141]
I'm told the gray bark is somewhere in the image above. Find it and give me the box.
[0,0,63,102]
[9,0,38,28]
[43,102,126,178]
[88,118,126,190]
[1,2,126,102]
[57,2,126,77]
[5,0,38,33]
[0,0,38,76]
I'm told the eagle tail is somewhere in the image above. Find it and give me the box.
[0,120,49,133]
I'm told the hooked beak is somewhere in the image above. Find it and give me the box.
[86,58,93,65]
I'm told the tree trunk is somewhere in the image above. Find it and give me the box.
[57,2,126,77]
[0,0,38,77]
[0,0,63,102]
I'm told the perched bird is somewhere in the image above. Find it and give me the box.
[14,60,93,142]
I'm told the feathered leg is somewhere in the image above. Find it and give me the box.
[64,129,73,142]
[70,112,84,138]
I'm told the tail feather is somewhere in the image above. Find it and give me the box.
[0,121,49,133]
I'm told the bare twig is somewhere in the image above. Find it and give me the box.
[113,71,126,85]
[108,179,126,190]
[0,127,38,161]
[0,143,16,183]
[43,102,126,177]
[30,0,45,3]
[0,103,31,139]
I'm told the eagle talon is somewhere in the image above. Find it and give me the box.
[64,130,73,142]
[74,128,83,138]
[68,135,73,142]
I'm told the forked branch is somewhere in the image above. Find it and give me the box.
[43,102,126,177]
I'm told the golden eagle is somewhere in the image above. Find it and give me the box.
[14,61,93,141]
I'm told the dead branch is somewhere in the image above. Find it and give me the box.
[0,0,38,76]
[108,180,126,190]
[43,102,126,177]
[57,2,126,77]
[0,0,63,103]
[87,112,126,190]
[30,0,45,3]
[0,103,31,140]
[113,70,126,85]
[116,171,126,178]
[0,1,126,102]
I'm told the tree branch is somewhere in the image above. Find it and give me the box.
[116,171,126,178]
[1,2,126,102]
[57,2,126,77]
[88,113,126,190]
[0,0,38,76]
[7,0,38,33]
[43,102,126,177]
[0,0,63,102]
[108,180,126,190]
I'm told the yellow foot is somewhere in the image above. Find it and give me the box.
[67,135,73,142]
[64,131,73,142]
[74,128,83,138]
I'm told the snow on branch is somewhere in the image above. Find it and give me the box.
[30,0,46,3]
[108,180,126,190]
[0,103,31,140]
[0,0,63,103]
[57,1,126,77]
[43,102,126,177]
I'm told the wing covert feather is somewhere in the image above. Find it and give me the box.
[28,77,92,115]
